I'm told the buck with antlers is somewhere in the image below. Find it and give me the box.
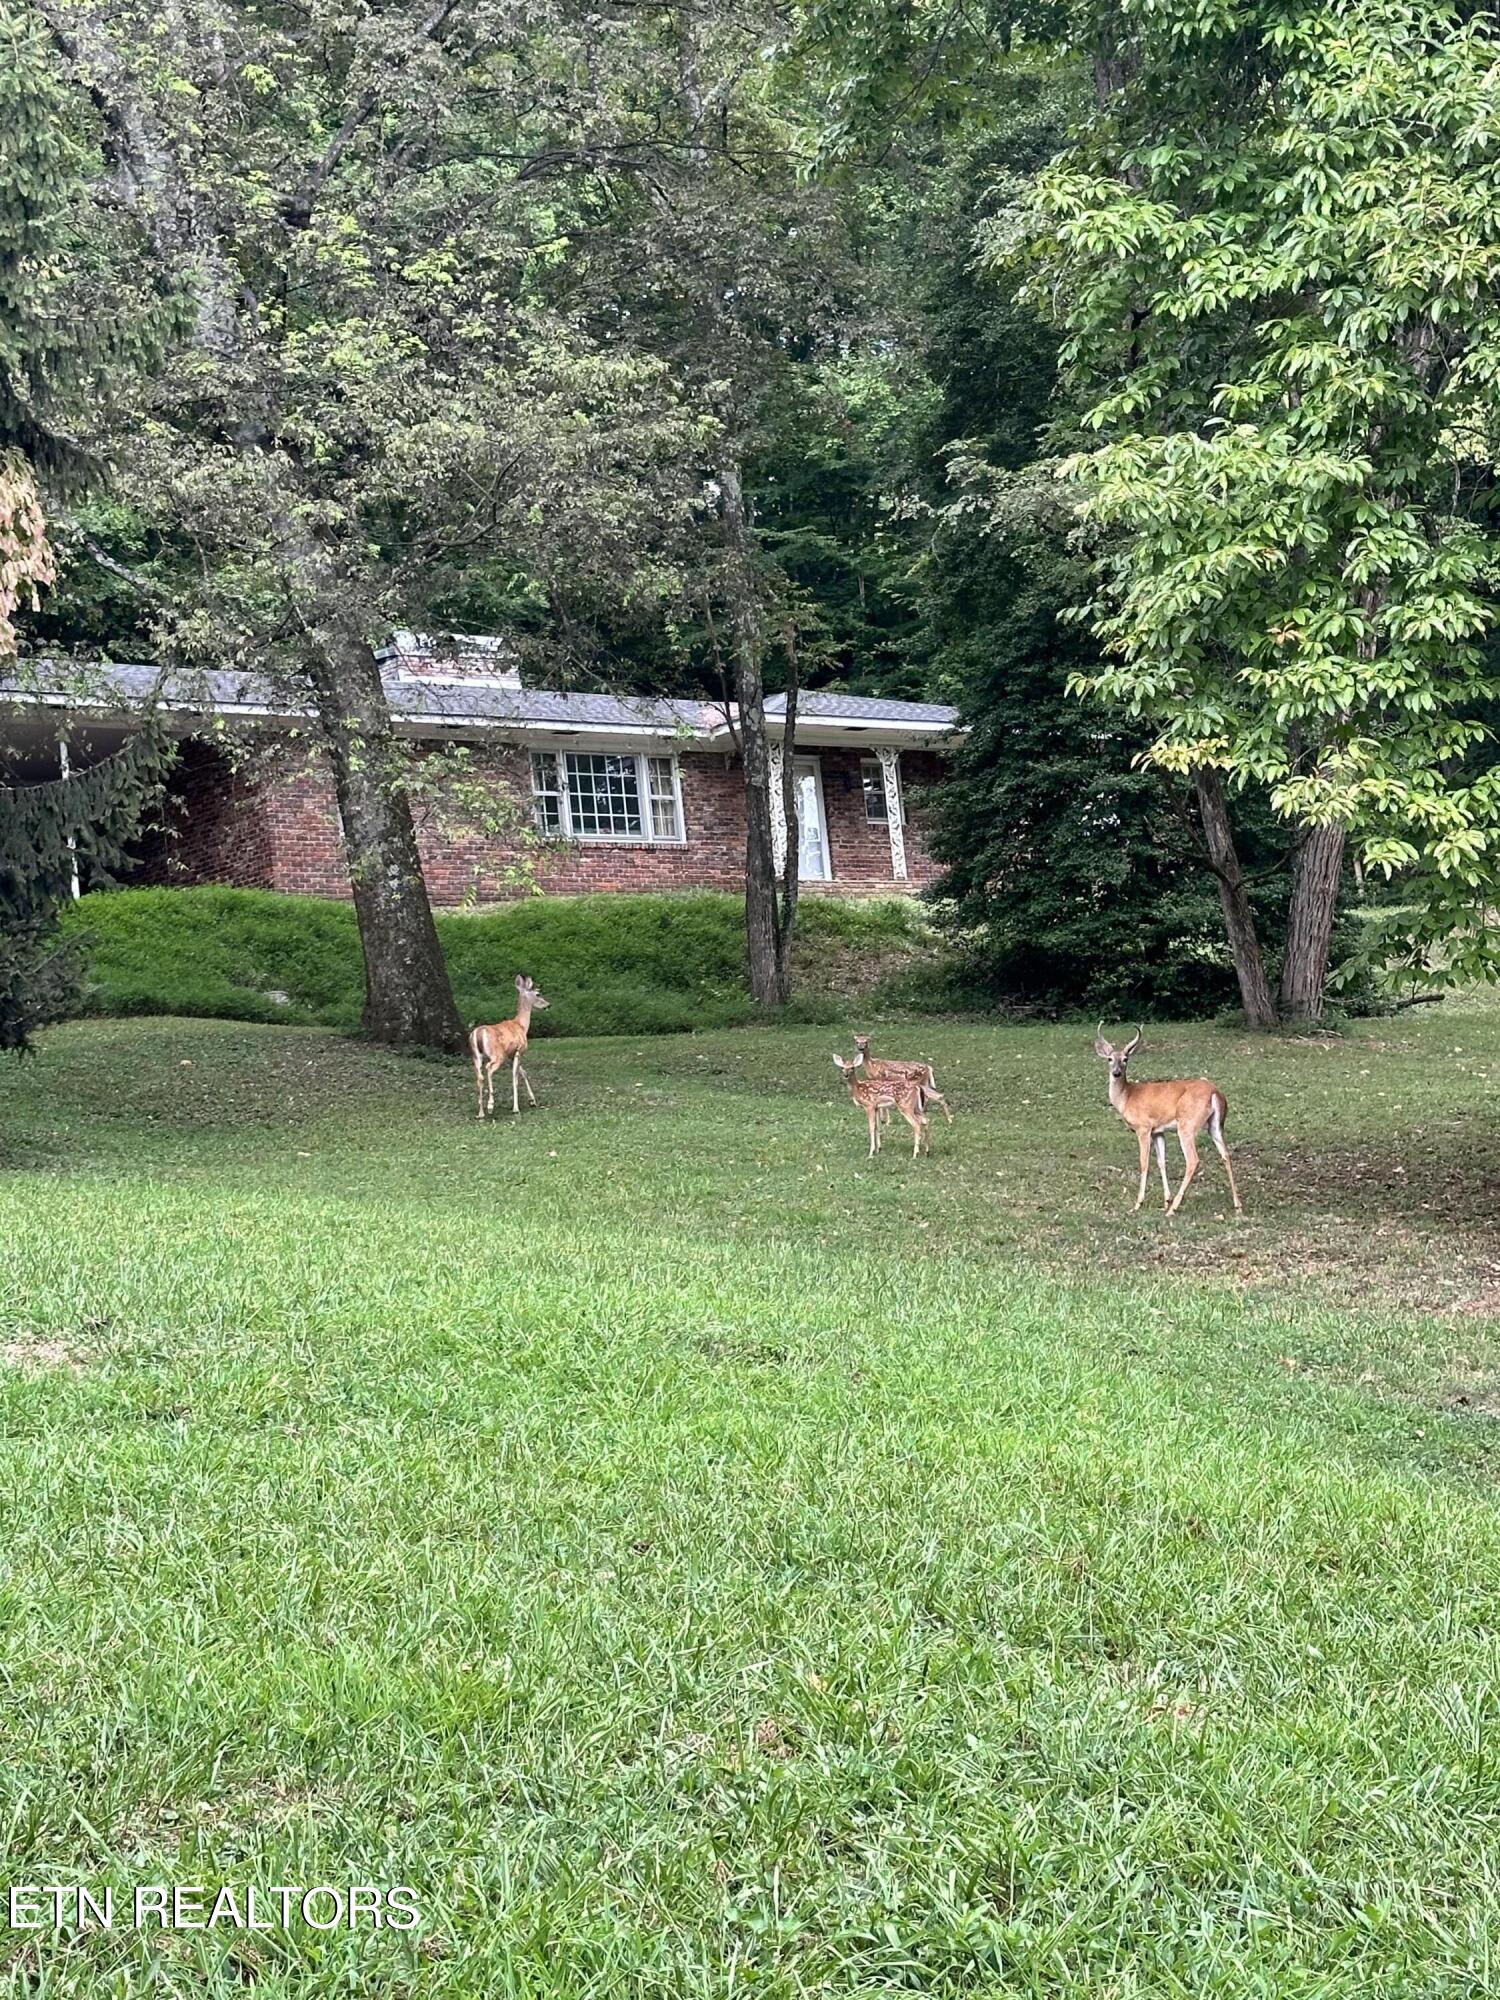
[852,1033,953,1126]
[832,1053,930,1159]
[1094,1025,1242,1216]
[471,975,549,1118]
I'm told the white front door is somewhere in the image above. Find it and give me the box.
[794,758,831,881]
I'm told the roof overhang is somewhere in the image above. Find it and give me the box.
[0,673,962,752]
[765,716,962,751]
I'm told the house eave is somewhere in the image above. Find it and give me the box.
[0,675,963,752]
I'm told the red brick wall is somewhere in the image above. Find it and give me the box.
[136,739,277,890]
[817,748,945,892]
[148,732,947,903]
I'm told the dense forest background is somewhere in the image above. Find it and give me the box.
[6,0,1500,1044]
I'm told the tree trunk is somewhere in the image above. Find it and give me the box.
[1193,766,1279,1031]
[1278,822,1345,1022]
[308,636,468,1052]
[271,504,466,1053]
[674,12,791,1007]
[738,658,783,1007]
[720,460,787,1006]
[773,641,801,1003]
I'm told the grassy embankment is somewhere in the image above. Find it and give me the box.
[60,886,945,1037]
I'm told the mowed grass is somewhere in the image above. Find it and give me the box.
[1,1005,1500,1994]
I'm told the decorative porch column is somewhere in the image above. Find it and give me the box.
[58,739,81,900]
[877,745,907,881]
[768,740,788,876]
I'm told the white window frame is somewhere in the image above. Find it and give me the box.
[861,755,903,827]
[530,749,686,844]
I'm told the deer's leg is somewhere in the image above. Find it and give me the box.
[474,1044,487,1119]
[1168,1130,1201,1215]
[867,1104,879,1157]
[926,1088,954,1125]
[517,1060,537,1107]
[1155,1133,1170,1210]
[484,1058,498,1116]
[1133,1128,1151,1211]
[899,1100,925,1158]
[1210,1107,1242,1212]
[511,1052,521,1115]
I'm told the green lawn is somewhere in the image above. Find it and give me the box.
[1,1006,1499,1994]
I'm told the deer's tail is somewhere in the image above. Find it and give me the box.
[1210,1088,1228,1134]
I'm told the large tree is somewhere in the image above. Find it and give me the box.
[36,0,701,1050]
[890,94,1289,1017]
[506,0,871,1005]
[1026,0,1500,1017]
[633,2,854,1007]
[0,0,165,1049]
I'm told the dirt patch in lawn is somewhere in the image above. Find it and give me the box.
[1071,1131,1500,1321]
[0,1338,87,1375]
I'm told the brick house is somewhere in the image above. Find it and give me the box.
[0,637,960,903]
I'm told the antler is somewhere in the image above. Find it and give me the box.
[1121,1026,1142,1058]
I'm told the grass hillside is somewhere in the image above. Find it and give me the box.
[0,1004,1498,1993]
[61,886,945,1037]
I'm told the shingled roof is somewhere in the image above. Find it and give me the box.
[764,691,958,726]
[0,658,960,744]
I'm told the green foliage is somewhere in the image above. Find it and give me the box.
[0,6,170,1048]
[30,2,716,680]
[896,95,1274,1013]
[1026,0,1500,987]
[62,886,936,1039]
[1,728,166,1053]
[0,2,95,473]
[745,355,931,698]
[925,540,1253,1014]
[0,3,162,484]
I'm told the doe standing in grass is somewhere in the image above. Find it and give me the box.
[471,975,549,1118]
[832,1053,930,1159]
[1095,1025,1242,1216]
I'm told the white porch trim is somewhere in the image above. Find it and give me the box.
[768,740,788,875]
[877,745,907,881]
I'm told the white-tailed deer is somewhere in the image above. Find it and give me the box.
[852,1033,953,1125]
[832,1053,929,1159]
[1094,1025,1242,1216]
[471,975,549,1118]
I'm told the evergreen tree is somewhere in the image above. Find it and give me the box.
[924,526,1286,1015]
[0,0,71,651]
[0,731,165,1053]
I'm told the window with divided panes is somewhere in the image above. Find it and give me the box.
[861,756,902,827]
[530,751,684,842]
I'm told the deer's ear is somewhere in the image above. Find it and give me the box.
[515,974,526,991]
[1094,1036,1113,1059]
[831,1053,844,1068]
